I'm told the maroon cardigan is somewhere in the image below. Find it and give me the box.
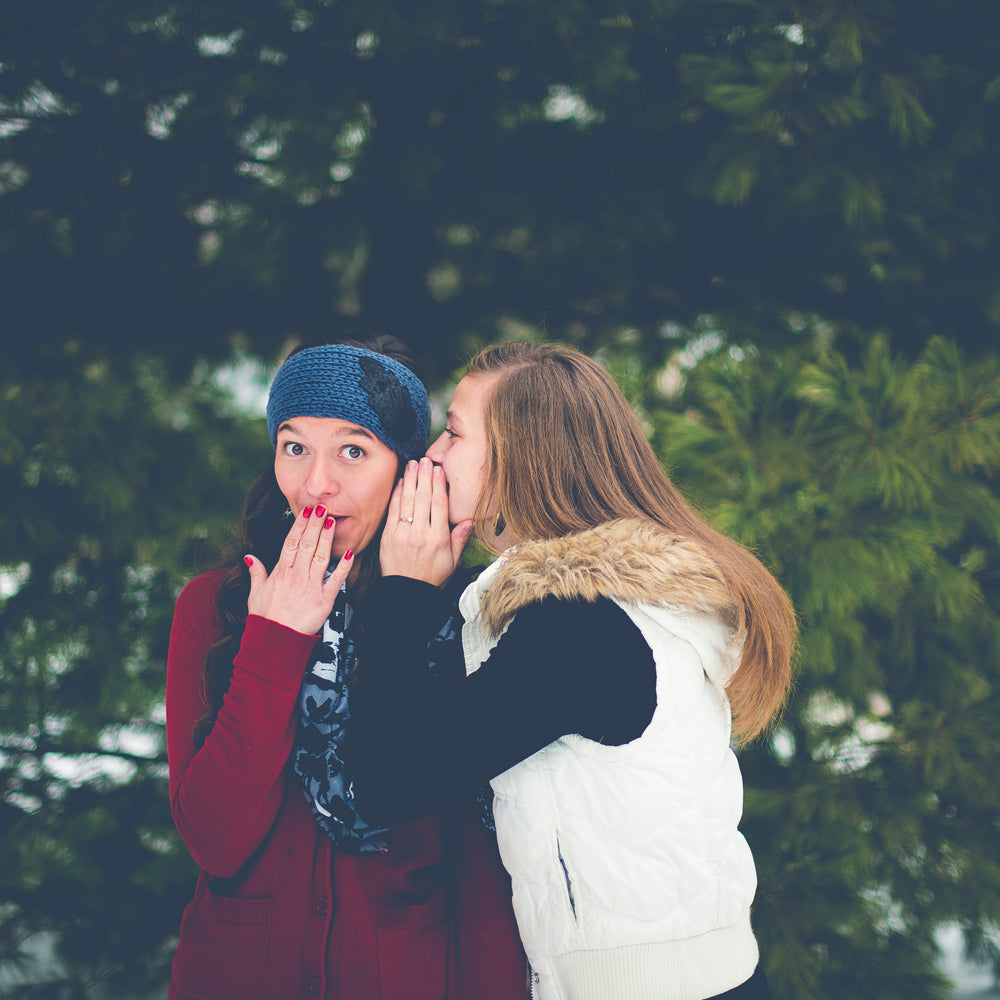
[166,569,525,1000]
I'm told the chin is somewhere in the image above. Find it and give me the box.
[334,533,369,561]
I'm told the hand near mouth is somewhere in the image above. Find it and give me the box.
[244,504,354,635]
[380,458,473,587]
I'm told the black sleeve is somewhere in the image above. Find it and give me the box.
[345,577,656,827]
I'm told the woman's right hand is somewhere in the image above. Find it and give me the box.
[380,458,473,586]
[245,506,354,635]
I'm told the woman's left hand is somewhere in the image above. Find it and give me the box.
[380,458,473,586]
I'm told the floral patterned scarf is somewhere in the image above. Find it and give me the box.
[293,571,480,852]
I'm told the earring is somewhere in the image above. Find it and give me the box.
[282,507,294,520]
[493,511,506,537]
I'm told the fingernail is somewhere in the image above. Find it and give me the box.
[344,549,354,561]
[324,517,334,530]
[244,556,253,567]
[315,505,326,518]
[302,506,313,519]
[420,456,431,466]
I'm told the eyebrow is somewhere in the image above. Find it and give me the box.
[445,409,464,428]
[276,420,379,441]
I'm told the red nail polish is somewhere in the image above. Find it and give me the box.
[302,506,313,519]
[324,516,334,530]
[315,505,326,518]
[344,549,354,561]
[244,556,253,567]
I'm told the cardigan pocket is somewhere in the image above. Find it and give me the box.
[375,891,450,1000]
[172,892,274,1000]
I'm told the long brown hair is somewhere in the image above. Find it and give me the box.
[466,341,796,743]
[194,333,425,747]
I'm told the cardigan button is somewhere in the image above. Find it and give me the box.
[307,976,321,995]
[315,896,329,914]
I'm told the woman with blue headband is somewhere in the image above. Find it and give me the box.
[165,336,525,1000]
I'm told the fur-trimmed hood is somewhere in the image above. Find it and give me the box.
[477,518,738,639]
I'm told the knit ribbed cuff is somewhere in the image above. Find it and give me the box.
[235,614,320,688]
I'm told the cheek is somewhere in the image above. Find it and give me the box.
[360,462,400,520]
[453,446,481,486]
[442,449,462,481]
[372,476,396,512]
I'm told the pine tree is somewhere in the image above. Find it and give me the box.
[2,0,998,369]
[3,0,1000,993]
[647,333,1000,998]
[0,349,268,995]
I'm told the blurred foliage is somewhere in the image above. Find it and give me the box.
[0,351,265,995]
[2,0,998,377]
[646,334,1000,999]
[2,0,999,996]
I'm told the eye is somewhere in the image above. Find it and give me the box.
[342,444,366,460]
[444,427,458,439]
[281,441,306,457]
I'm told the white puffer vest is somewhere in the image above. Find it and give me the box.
[460,521,761,1000]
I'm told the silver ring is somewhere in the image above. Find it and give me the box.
[400,516,414,523]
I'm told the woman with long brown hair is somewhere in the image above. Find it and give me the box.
[165,336,524,1000]
[342,340,796,1000]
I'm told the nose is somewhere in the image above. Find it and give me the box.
[305,453,342,501]
[426,431,449,463]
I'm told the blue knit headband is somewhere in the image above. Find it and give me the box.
[266,344,431,463]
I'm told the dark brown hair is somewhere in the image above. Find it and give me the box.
[193,334,425,747]
[466,341,796,743]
